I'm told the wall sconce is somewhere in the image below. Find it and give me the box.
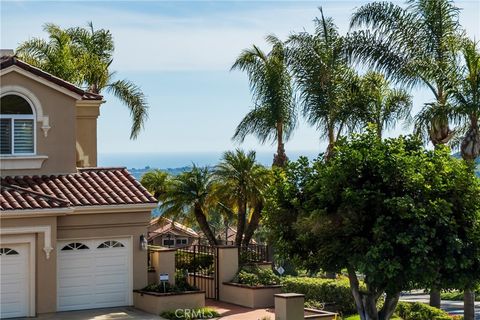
[140,234,148,251]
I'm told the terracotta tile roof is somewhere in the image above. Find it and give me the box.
[0,55,102,101]
[148,217,199,239]
[0,167,157,211]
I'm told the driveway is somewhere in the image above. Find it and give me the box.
[18,307,166,320]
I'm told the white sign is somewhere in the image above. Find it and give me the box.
[159,273,169,282]
[276,266,285,275]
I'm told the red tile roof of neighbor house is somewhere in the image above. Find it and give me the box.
[0,168,157,211]
[0,55,103,101]
[149,217,199,238]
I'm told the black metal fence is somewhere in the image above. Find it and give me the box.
[239,243,269,265]
[175,244,218,299]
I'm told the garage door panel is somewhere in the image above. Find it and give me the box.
[57,238,132,311]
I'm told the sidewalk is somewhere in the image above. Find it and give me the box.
[206,299,275,320]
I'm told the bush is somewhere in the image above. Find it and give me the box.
[281,276,357,315]
[396,302,459,320]
[231,265,281,286]
[441,290,480,301]
[141,280,196,293]
[175,252,214,273]
[160,307,219,319]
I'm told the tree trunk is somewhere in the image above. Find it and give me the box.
[461,121,480,162]
[273,122,288,167]
[194,204,217,246]
[235,199,247,246]
[242,203,262,247]
[430,289,441,308]
[464,289,475,320]
[378,292,400,320]
[325,126,336,161]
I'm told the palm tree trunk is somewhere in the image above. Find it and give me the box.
[235,199,247,246]
[273,122,287,167]
[464,289,475,320]
[194,204,217,246]
[325,126,336,161]
[461,119,480,161]
[430,288,441,308]
[242,203,263,246]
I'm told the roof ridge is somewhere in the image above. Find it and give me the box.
[2,184,71,204]
[78,167,127,172]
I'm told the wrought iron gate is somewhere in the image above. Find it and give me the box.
[175,245,219,299]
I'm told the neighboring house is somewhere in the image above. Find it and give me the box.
[148,217,199,248]
[0,52,157,318]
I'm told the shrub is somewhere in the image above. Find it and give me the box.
[141,280,196,293]
[281,276,357,315]
[231,265,281,286]
[396,302,458,320]
[175,252,214,273]
[160,307,219,319]
[441,290,480,301]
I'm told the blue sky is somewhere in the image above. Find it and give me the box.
[2,0,480,159]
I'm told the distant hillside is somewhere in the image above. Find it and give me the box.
[129,166,191,180]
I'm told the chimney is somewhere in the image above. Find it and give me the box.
[75,100,103,167]
[0,49,14,57]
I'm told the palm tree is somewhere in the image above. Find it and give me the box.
[287,9,359,159]
[357,72,413,138]
[451,39,480,162]
[140,170,171,201]
[347,0,463,147]
[16,22,148,139]
[232,35,296,167]
[160,166,218,246]
[215,149,270,246]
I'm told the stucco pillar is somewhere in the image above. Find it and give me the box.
[275,293,305,320]
[150,248,176,285]
[217,246,239,302]
[75,100,102,167]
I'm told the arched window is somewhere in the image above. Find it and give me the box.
[0,248,19,255]
[61,243,89,251]
[0,94,35,155]
[97,240,125,249]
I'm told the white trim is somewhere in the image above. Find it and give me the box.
[0,155,48,170]
[0,225,53,259]
[1,85,44,122]
[0,234,36,317]
[73,203,158,214]
[1,66,82,100]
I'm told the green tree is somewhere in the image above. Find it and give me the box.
[140,170,171,201]
[16,22,148,139]
[356,72,412,138]
[265,128,480,320]
[347,0,463,146]
[287,9,360,158]
[161,166,218,246]
[232,35,296,167]
[215,149,270,246]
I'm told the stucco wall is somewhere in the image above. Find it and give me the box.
[1,71,78,176]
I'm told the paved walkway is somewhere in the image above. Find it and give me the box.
[19,307,165,320]
[207,299,275,320]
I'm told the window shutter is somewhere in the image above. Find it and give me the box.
[0,119,12,154]
[13,119,34,154]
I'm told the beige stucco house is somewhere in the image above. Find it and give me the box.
[0,53,157,318]
[148,217,199,248]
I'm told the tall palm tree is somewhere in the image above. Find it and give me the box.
[357,72,413,138]
[451,39,480,162]
[140,170,171,201]
[215,149,270,246]
[16,22,148,139]
[161,166,218,246]
[347,0,463,147]
[287,9,359,159]
[232,35,296,167]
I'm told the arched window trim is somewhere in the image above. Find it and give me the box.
[0,248,20,255]
[97,240,125,249]
[61,242,89,251]
[0,91,37,155]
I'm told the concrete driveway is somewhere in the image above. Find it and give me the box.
[19,307,166,320]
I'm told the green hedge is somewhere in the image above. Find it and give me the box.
[231,265,281,286]
[396,302,462,320]
[281,276,357,315]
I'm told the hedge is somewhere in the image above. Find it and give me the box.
[396,302,462,320]
[281,276,357,315]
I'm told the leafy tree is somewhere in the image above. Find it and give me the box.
[140,170,171,201]
[287,9,360,158]
[232,35,296,167]
[161,165,218,246]
[356,72,412,138]
[265,127,480,320]
[347,0,463,146]
[16,22,148,139]
[215,149,270,246]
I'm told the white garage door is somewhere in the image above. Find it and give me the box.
[57,238,132,311]
[0,244,30,319]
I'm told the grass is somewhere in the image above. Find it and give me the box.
[343,316,402,320]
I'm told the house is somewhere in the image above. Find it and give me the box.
[148,216,199,248]
[0,52,157,318]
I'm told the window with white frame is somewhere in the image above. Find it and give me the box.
[0,94,35,155]
[176,238,188,245]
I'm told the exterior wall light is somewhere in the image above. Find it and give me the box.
[140,234,148,251]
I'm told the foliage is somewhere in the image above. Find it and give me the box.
[232,35,296,167]
[141,281,196,294]
[265,127,480,320]
[231,265,280,286]
[440,290,480,302]
[160,307,219,320]
[175,251,214,273]
[281,276,358,315]
[395,302,460,320]
[140,170,171,201]
[16,22,148,138]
